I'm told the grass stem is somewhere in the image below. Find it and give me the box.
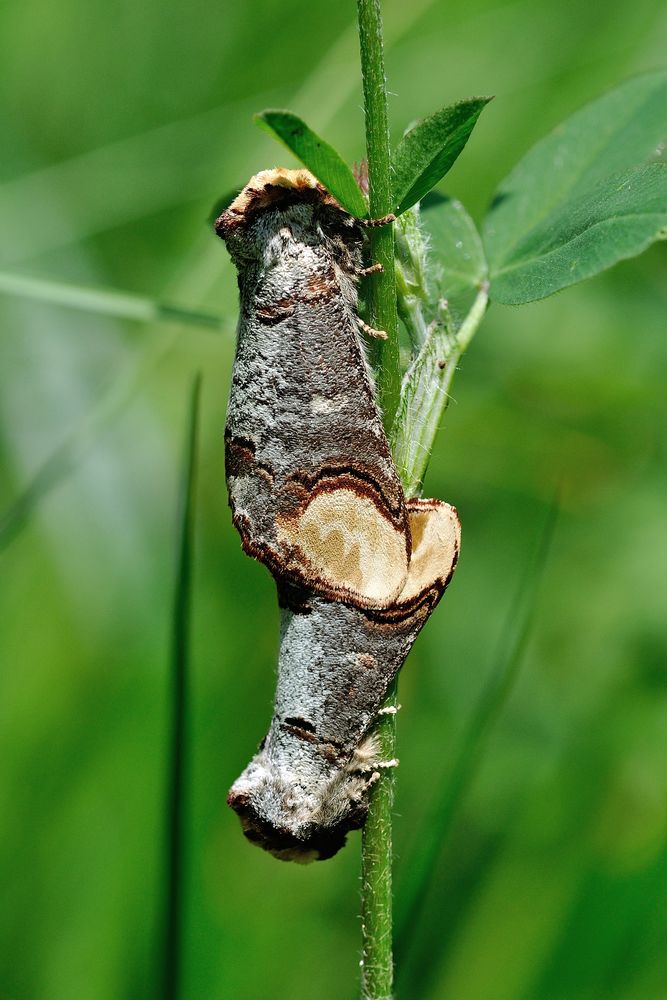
[360,680,398,1000]
[393,499,559,996]
[162,374,202,1000]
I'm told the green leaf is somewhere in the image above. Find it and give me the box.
[420,192,488,309]
[255,110,368,218]
[490,163,667,304]
[391,198,489,495]
[391,97,492,216]
[484,70,667,303]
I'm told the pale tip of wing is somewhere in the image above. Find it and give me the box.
[398,499,461,603]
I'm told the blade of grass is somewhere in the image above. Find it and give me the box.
[0,301,233,554]
[161,373,202,1000]
[393,497,560,985]
[0,271,224,331]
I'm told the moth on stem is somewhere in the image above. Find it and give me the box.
[216,169,460,862]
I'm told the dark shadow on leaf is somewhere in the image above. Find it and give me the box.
[487,190,510,212]
[420,190,452,212]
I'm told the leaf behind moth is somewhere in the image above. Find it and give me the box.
[256,110,368,218]
[420,192,488,320]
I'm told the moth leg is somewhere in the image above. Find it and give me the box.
[362,213,396,228]
[378,704,402,717]
[367,758,400,787]
[356,262,383,277]
[376,757,400,770]
[357,316,388,341]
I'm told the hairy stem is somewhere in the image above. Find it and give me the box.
[360,681,397,1000]
[357,0,400,428]
[357,1,398,997]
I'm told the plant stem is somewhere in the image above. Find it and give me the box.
[357,2,399,997]
[357,0,400,429]
[360,680,397,1000]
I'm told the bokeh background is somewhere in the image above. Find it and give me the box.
[1,0,666,997]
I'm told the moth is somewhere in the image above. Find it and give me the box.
[216,168,461,862]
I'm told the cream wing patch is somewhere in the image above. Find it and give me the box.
[397,500,461,604]
[276,488,409,605]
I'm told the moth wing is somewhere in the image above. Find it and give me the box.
[276,486,410,607]
[395,499,461,605]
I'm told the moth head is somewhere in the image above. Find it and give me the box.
[214,168,362,266]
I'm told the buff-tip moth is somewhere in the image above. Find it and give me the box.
[216,168,460,861]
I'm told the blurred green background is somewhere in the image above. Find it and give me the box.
[1,0,666,997]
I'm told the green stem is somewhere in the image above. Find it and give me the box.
[356,2,398,997]
[357,0,400,429]
[360,681,398,1000]
[162,374,201,1000]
